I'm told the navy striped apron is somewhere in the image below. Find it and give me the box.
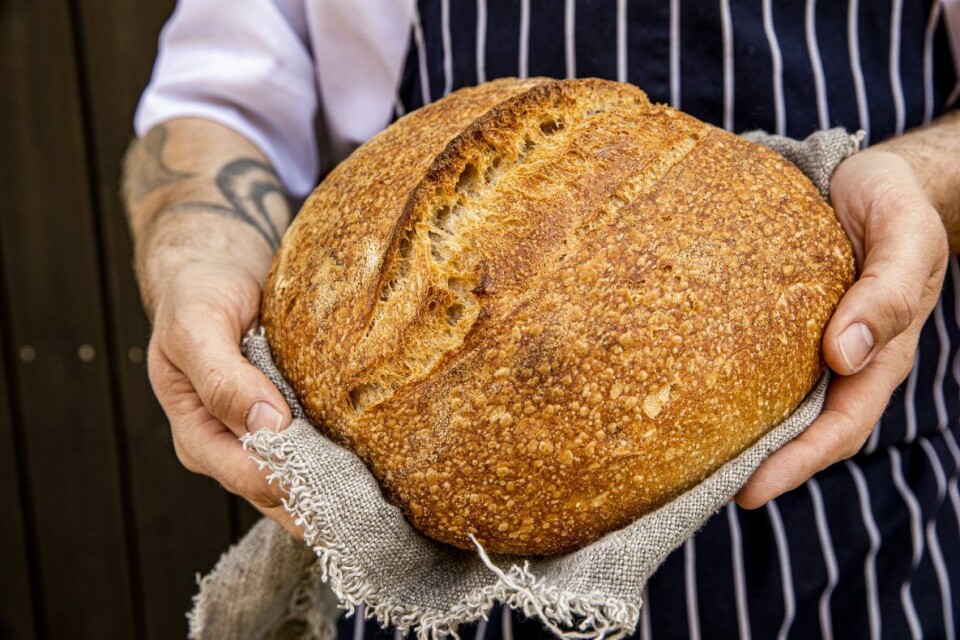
[339,2,960,638]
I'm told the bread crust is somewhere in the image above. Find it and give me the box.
[261,78,854,555]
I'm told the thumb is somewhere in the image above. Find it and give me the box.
[823,273,917,375]
[823,170,943,375]
[163,301,292,436]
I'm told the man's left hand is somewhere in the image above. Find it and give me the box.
[736,148,948,508]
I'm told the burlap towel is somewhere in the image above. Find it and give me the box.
[188,128,861,640]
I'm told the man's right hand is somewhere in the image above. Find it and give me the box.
[123,119,300,536]
[148,263,301,535]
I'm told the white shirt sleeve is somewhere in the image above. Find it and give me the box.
[135,0,318,198]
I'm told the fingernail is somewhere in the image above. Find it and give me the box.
[245,402,284,432]
[838,322,875,372]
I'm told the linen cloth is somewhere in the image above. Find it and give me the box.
[188,128,860,640]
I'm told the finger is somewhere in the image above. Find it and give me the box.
[183,418,288,510]
[735,350,905,509]
[163,299,291,436]
[255,503,305,540]
[148,338,210,428]
[823,187,944,375]
[181,413,301,537]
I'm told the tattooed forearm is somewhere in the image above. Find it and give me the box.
[123,125,192,203]
[123,119,295,314]
[160,157,287,252]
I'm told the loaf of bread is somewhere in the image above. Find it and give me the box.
[261,78,854,555]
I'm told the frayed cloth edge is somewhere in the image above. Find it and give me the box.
[241,428,643,640]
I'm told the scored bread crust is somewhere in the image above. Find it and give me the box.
[261,78,854,555]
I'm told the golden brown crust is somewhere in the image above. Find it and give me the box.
[261,78,854,555]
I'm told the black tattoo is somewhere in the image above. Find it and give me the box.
[161,158,287,251]
[125,125,192,202]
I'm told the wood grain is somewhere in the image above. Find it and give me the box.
[0,280,38,640]
[0,0,137,636]
[69,0,239,637]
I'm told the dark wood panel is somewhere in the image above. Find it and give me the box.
[69,1,238,637]
[0,291,38,640]
[0,0,137,637]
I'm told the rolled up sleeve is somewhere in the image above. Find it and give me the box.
[135,0,319,198]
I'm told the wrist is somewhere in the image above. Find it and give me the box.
[122,120,293,318]
[867,114,960,253]
[135,218,274,321]
[150,261,264,332]
[829,148,944,266]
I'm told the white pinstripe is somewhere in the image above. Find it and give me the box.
[923,1,944,124]
[440,0,453,96]
[767,501,795,640]
[808,478,838,640]
[889,446,924,640]
[617,0,628,82]
[949,259,960,396]
[720,0,734,132]
[353,602,366,640]
[501,606,513,640]
[919,438,957,639]
[684,537,701,640]
[412,5,432,106]
[476,0,487,83]
[670,0,681,109]
[382,7,960,640]
[944,430,960,549]
[848,0,871,143]
[948,427,960,464]
[926,282,959,639]
[951,257,960,397]
[947,80,960,109]
[890,0,906,135]
[640,586,652,640]
[805,0,830,129]
[905,351,921,443]
[761,0,785,135]
[518,0,530,78]
[727,504,751,640]
[846,459,882,640]
[934,299,950,431]
[864,418,883,455]
[945,256,960,606]
[565,0,576,78]
[474,617,488,640]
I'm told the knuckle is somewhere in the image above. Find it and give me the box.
[171,437,202,474]
[883,349,919,388]
[878,282,917,334]
[735,492,764,510]
[220,464,281,509]
[166,301,213,349]
[249,484,283,510]
[838,416,874,460]
[145,338,168,387]
[200,368,243,419]
[929,216,949,254]
[219,472,243,497]
[837,437,865,461]
[213,464,250,498]
[146,357,162,391]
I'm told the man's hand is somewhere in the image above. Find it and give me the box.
[123,119,301,536]
[148,263,301,535]
[736,149,948,508]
